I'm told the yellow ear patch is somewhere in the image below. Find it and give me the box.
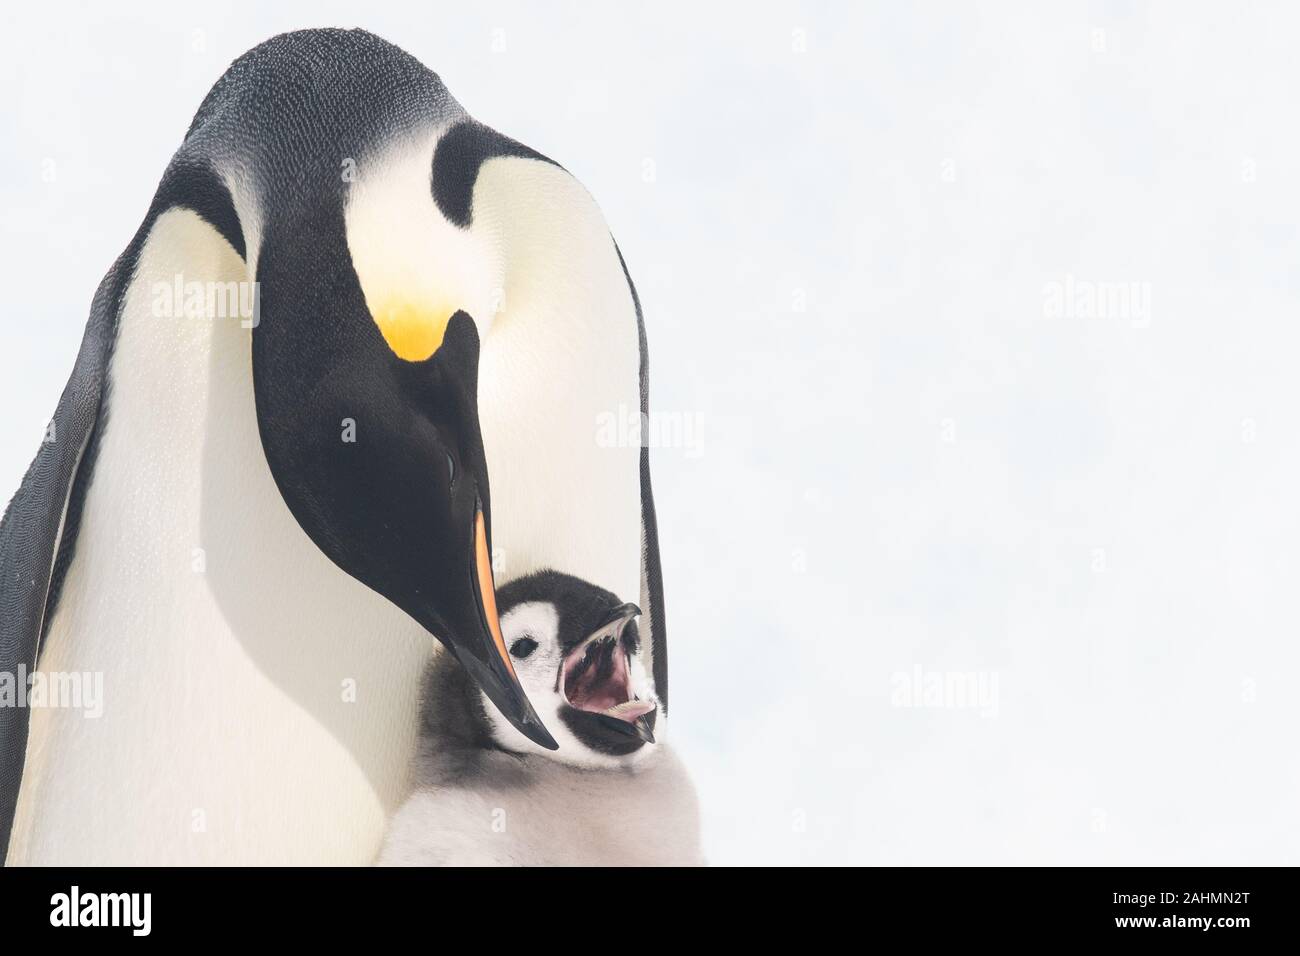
[370,300,456,362]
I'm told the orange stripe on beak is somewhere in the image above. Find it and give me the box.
[475,509,517,680]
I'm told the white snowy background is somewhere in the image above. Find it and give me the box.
[2,1,1298,864]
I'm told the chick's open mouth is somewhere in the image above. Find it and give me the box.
[560,631,655,724]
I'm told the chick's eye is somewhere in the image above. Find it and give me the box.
[445,452,456,487]
[509,637,538,659]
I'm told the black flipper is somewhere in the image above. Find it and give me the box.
[0,259,116,861]
[615,244,669,713]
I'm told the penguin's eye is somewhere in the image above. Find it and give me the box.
[509,637,539,659]
[445,451,456,487]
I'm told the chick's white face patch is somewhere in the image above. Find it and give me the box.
[498,601,563,698]
[344,131,499,361]
[483,599,657,768]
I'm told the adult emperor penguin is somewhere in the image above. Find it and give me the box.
[378,571,698,866]
[0,28,666,864]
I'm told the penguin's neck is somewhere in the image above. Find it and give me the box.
[9,207,430,864]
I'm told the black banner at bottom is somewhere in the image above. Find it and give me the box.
[0,866,1285,941]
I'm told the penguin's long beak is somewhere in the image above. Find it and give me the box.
[460,508,559,750]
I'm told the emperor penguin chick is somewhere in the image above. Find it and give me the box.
[378,571,702,866]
